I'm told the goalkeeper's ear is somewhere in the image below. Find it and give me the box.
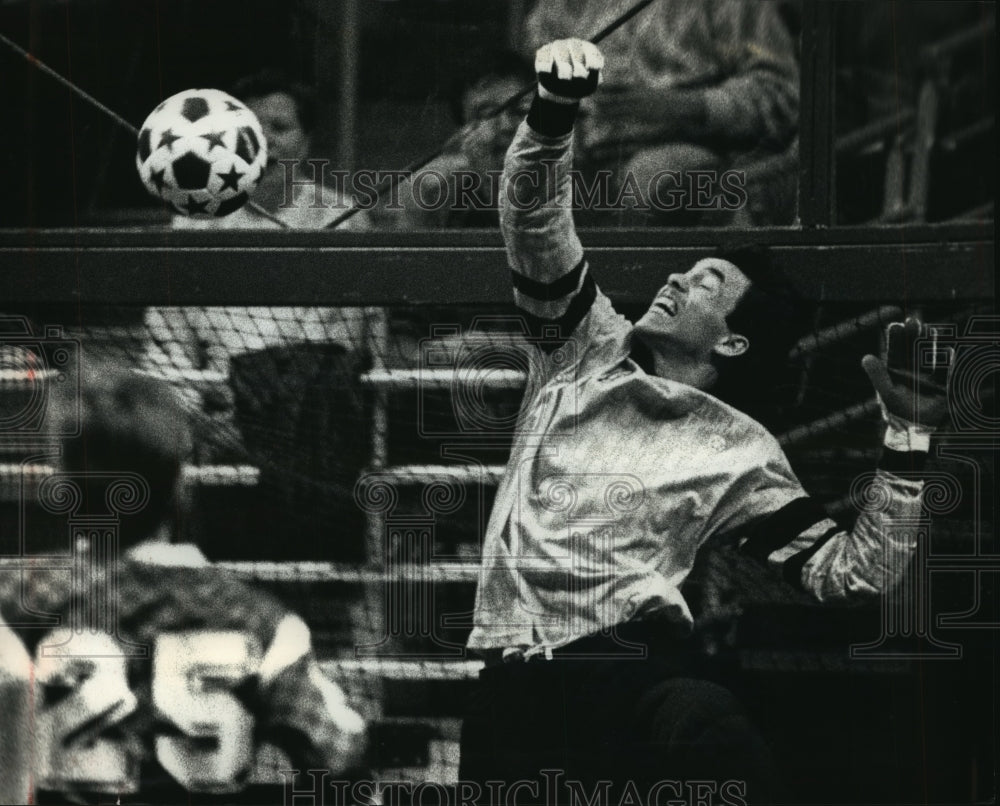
[713,332,749,358]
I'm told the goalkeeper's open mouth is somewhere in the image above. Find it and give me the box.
[651,297,678,317]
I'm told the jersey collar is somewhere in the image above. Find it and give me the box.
[628,331,657,375]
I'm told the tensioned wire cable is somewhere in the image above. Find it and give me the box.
[323,0,662,230]
[1,0,660,231]
[0,29,290,228]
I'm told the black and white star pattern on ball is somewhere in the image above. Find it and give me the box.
[224,100,244,112]
[200,130,226,150]
[217,164,245,192]
[137,128,152,162]
[171,152,211,190]
[180,95,210,123]
[180,195,210,215]
[157,128,181,151]
[235,126,261,163]
[150,168,170,194]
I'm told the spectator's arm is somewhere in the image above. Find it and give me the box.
[590,2,798,152]
[703,0,800,149]
[372,153,468,231]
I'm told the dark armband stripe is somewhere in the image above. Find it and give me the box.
[781,525,841,591]
[879,447,929,475]
[520,272,597,352]
[526,94,580,138]
[512,258,587,301]
[739,496,830,564]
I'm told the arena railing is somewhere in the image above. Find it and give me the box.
[0,224,993,305]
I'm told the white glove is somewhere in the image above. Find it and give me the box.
[535,39,604,104]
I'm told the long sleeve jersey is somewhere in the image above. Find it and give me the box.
[467,112,926,653]
[0,541,365,802]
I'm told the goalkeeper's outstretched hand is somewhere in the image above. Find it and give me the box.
[862,317,952,431]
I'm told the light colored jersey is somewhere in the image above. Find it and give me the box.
[0,542,364,802]
[467,119,925,653]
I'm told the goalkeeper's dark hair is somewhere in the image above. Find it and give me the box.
[709,246,811,429]
[231,68,318,134]
[57,364,192,547]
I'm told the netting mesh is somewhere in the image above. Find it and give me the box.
[0,297,990,784]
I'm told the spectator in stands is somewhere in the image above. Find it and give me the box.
[145,69,370,560]
[174,69,370,231]
[378,51,535,229]
[522,0,799,225]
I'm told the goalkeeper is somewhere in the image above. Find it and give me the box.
[460,38,952,804]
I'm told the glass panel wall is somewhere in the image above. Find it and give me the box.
[834,1,995,224]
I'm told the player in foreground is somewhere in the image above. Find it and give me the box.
[461,39,951,804]
[0,366,367,804]
[0,616,31,804]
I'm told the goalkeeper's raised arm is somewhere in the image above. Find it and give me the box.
[501,39,604,335]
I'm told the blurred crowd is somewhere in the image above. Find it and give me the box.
[153,0,992,231]
[199,0,802,232]
[0,0,992,230]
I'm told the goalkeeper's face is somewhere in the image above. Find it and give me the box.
[634,258,751,367]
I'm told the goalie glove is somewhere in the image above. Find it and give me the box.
[535,39,604,104]
[862,317,953,452]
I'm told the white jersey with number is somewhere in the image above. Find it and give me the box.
[0,542,364,803]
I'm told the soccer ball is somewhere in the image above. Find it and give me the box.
[136,88,268,218]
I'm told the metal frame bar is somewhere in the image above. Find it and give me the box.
[797,0,837,227]
[0,225,993,305]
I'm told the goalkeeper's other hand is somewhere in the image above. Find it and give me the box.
[862,316,952,431]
